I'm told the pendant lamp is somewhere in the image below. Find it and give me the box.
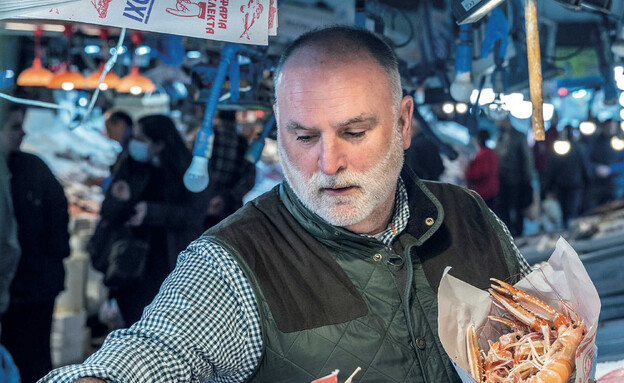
[48,25,85,91]
[84,28,121,91]
[117,31,155,95]
[17,27,53,87]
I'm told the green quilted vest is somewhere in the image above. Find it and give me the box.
[204,167,522,383]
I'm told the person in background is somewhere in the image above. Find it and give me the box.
[41,25,528,383]
[1,107,70,383]
[203,110,256,228]
[99,109,134,192]
[542,124,589,228]
[495,116,533,237]
[403,118,444,181]
[103,109,133,149]
[465,129,499,209]
[93,114,209,325]
[586,118,624,210]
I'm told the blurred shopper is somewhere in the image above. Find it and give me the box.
[0,107,70,383]
[92,114,209,325]
[104,108,133,149]
[404,119,444,181]
[496,117,533,237]
[542,125,589,227]
[100,109,133,192]
[586,119,624,210]
[465,129,499,209]
[203,110,256,228]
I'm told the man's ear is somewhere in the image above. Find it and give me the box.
[398,95,414,150]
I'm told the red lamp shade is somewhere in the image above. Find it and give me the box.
[47,68,85,91]
[84,63,120,90]
[17,57,53,87]
[116,66,155,95]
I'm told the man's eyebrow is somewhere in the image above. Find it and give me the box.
[284,121,315,132]
[336,114,378,128]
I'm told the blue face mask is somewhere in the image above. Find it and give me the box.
[128,139,150,163]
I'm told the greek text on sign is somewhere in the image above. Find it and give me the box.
[18,0,272,45]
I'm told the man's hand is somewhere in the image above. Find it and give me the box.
[73,378,106,383]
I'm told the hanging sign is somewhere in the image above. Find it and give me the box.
[0,0,79,20]
[16,0,277,45]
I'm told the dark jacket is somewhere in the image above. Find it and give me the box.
[543,143,589,192]
[205,167,522,382]
[98,153,210,270]
[497,128,532,185]
[404,133,444,181]
[8,151,69,303]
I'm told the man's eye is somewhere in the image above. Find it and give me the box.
[296,135,314,143]
[346,131,365,138]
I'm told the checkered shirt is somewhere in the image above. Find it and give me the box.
[40,178,529,383]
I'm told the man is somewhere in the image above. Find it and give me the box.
[103,109,133,149]
[1,107,70,383]
[495,117,533,237]
[42,26,528,383]
[101,109,133,191]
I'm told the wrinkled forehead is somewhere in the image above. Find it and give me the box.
[276,48,388,96]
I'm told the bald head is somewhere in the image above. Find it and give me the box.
[275,26,403,111]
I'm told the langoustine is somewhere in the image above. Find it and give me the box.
[467,278,586,383]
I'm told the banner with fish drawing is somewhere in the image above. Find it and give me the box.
[13,0,278,45]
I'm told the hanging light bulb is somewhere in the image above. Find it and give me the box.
[455,102,468,114]
[611,136,624,151]
[183,156,210,192]
[579,121,597,135]
[442,102,455,114]
[17,26,53,87]
[553,140,571,155]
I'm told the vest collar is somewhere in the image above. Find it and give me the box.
[278,165,444,248]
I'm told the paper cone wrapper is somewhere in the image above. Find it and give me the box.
[438,237,600,383]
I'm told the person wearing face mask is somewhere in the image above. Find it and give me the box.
[91,114,210,326]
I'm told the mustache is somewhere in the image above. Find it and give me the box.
[311,172,362,190]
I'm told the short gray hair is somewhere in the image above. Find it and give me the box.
[275,25,403,113]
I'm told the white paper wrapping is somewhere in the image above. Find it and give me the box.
[438,237,601,383]
[15,0,277,45]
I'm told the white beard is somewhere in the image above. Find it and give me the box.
[278,126,405,227]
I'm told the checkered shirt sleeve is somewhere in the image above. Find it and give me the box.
[39,238,263,383]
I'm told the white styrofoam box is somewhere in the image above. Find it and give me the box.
[51,311,88,367]
[52,310,87,335]
[55,255,89,313]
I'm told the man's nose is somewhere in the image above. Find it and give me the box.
[318,136,346,175]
